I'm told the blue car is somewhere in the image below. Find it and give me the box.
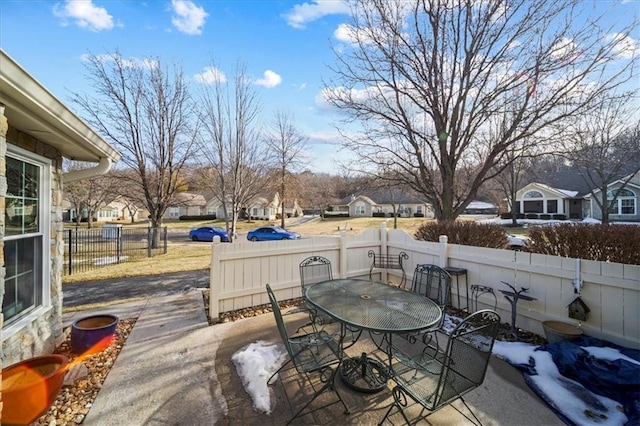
[247,226,301,241]
[189,226,230,242]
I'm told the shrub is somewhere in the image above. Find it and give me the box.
[552,214,567,221]
[372,212,386,218]
[179,214,216,221]
[526,223,639,264]
[414,221,508,248]
[525,213,539,220]
[413,213,424,217]
[540,214,551,220]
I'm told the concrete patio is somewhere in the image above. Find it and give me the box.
[62,290,563,425]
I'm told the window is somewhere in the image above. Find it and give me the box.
[4,148,50,327]
[355,202,366,216]
[546,200,558,214]
[606,188,637,215]
[169,207,180,217]
[523,190,543,199]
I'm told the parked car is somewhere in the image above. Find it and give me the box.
[189,226,230,242]
[247,226,301,241]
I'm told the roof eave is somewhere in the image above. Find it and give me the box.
[0,49,121,163]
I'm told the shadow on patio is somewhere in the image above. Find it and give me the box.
[215,310,563,425]
[64,291,563,425]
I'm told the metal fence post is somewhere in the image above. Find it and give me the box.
[147,227,152,257]
[117,225,122,263]
[68,229,72,276]
[163,226,168,254]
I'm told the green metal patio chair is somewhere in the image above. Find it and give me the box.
[297,256,335,327]
[404,264,451,354]
[379,309,501,425]
[266,284,350,425]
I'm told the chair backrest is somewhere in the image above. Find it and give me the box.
[266,284,295,358]
[299,256,333,293]
[410,264,451,308]
[433,309,501,409]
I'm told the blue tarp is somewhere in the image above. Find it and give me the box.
[538,336,640,426]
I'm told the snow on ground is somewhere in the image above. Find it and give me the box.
[232,334,634,425]
[492,341,630,426]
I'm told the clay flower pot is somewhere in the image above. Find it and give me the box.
[1,354,69,425]
[70,314,119,354]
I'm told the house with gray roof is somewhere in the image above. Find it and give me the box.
[327,191,434,218]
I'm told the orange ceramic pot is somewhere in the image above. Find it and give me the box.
[1,354,68,425]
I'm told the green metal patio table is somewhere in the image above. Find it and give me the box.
[305,278,442,393]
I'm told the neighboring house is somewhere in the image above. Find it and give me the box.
[513,169,640,221]
[584,172,640,222]
[463,201,499,215]
[162,192,207,220]
[63,195,143,222]
[514,182,582,218]
[328,191,433,218]
[246,196,278,220]
[204,192,299,221]
[0,50,121,364]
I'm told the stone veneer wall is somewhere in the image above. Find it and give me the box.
[0,105,6,416]
[0,121,65,368]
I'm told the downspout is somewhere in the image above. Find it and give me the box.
[62,157,112,183]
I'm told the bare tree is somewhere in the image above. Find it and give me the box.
[198,62,271,240]
[324,0,638,221]
[64,163,118,228]
[494,141,538,226]
[70,51,197,245]
[566,97,640,224]
[296,171,340,219]
[266,110,309,228]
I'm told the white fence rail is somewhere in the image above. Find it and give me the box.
[209,223,640,347]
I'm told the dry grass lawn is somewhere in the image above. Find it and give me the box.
[62,217,432,283]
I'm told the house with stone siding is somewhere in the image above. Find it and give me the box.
[0,50,121,372]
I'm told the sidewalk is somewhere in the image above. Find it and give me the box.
[63,290,563,425]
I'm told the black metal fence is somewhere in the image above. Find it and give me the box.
[63,226,167,276]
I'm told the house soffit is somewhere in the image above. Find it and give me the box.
[0,49,121,163]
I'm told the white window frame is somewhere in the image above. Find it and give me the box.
[606,188,637,216]
[355,202,366,216]
[3,144,51,336]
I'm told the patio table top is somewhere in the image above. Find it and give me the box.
[305,278,442,333]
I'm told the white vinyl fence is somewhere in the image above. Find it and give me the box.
[209,223,640,348]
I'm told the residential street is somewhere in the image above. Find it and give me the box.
[62,269,209,308]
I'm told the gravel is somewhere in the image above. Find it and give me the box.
[32,318,136,426]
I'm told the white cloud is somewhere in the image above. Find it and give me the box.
[283,0,350,29]
[171,0,208,35]
[53,0,115,32]
[606,33,638,60]
[194,66,227,84]
[254,70,282,88]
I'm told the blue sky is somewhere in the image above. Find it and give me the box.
[0,0,354,173]
[1,1,638,174]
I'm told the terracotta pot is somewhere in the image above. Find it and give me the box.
[71,314,119,354]
[1,354,69,425]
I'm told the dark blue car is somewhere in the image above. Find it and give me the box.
[189,226,230,242]
[247,226,301,241]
